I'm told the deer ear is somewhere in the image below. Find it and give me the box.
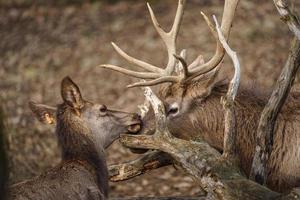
[189,68,220,99]
[29,101,56,125]
[61,77,84,111]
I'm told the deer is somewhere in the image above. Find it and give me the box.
[8,76,142,200]
[99,0,300,193]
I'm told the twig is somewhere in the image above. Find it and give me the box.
[175,49,187,75]
[174,50,189,79]
[108,151,172,182]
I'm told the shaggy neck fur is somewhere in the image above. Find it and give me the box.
[173,83,300,191]
[200,85,267,170]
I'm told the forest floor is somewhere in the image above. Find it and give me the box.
[1,0,300,198]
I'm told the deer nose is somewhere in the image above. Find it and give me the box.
[127,114,142,134]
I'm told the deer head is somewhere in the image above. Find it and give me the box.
[98,0,239,152]
[29,77,142,153]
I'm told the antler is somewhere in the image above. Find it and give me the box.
[185,0,240,81]
[99,0,186,86]
[99,0,239,87]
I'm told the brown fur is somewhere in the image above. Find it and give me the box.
[142,81,300,192]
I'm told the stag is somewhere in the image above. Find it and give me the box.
[100,0,300,192]
[9,77,142,200]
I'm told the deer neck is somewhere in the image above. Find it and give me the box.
[185,86,266,152]
[55,104,108,196]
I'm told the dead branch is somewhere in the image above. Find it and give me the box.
[119,83,280,199]
[120,87,282,199]
[273,0,300,40]
[250,0,300,185]
[109,151,172,182]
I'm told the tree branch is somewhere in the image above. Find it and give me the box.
[143,87,170,137]
[273,0,300,40]
[108,151,172,182]
[120,88,281,199]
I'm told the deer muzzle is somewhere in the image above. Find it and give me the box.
[125,113,142,134]
[127,123,141,134]
[123,113,149,154]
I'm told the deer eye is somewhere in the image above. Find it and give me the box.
[99,105,107,115]
[167,103,179,116]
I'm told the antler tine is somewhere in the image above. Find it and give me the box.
[127,76,179,88]
[188,54,205,70]
[170,0,186,39]
[98,1,238,87]
[175,49,187,74]
[99,64,160,79]
[186,12,216,71]
[174,54,189,79]
[200,12,219,42]
[147,0,186,75]
[186,0,239,82]
[98,0,186,86]
[184,12,222,79]
[111,42,164,74]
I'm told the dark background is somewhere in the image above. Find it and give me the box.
[1,0,299,198]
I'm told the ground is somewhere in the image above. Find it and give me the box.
[1,0,300,198]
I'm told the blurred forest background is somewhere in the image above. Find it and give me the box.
[0,0,300,198]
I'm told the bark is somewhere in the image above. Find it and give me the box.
[273,0,300,40]
[120,130,283,199]
[109,151,172,182]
